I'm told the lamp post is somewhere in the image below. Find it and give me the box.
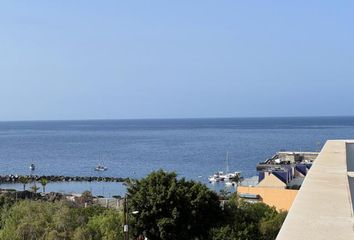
[123,196,129,240]
[123,195,140,240]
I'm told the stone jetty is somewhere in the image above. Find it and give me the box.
[0,174,130,184]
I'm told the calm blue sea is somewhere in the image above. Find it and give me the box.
[1,117,354,196]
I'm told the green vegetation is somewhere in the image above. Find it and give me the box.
[18,176,29,191]
[0,199,123,240]
[30,183,40,194]
[0,170,287,239]
[40,178,48,193]
[209,194,287,240]
[128,170,222,240]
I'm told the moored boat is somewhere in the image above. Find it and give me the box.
[95,165,108,171]
[29,163,35,171]
[208,152,242,183]
[208,171,225,182]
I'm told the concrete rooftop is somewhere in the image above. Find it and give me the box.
[276,140,354,240]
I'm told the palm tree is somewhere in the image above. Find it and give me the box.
[19,176,29,191]
[230,174,243,184]
[40,177,48,193]
[30,182,40,194]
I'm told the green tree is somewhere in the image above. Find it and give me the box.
[208,194,287,240]
[0,192,17,229]
[127,170,222,240]
[219,189,231,200]
[86,210,124,240]
[259,211,287,240]
[72,227,92,240]
[18,176,29,191]
[30,183,40,194]
[208,225,235,240]
[0,200,54,239]
[0,200,77,240]
[40,178,48,193]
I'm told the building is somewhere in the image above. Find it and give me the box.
[237,186,298,211]
[238,151,317,211]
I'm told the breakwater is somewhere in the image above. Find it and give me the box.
[0,175,130,184]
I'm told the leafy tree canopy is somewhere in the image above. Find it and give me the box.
[127,170,222,240]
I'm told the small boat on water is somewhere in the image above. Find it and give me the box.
[225,181,235,187]
[208,152,242,183]
[223,172,241,182]
[95,153,108,171]
[95,164,108,171]
[208,171,225,182]
[208,171,241,183]
[29,163,35,171]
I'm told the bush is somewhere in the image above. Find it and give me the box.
[0,200,123,240]
[208,194,287,240]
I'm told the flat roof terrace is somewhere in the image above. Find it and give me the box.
[276,140,354,240]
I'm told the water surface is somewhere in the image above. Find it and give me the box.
[1,117,353,196]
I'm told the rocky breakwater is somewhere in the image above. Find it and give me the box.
[0,174,130,183]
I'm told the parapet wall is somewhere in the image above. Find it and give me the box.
[276,140,354,240]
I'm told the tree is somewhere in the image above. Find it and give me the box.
[30,183,40,194]
[78,191,94,205]
[86,210,124,240]
[259,211,287,240]
[0,200,100,239]
[219,189,231,200]
[208,225,235,240]
[208,194,287,240]
[72,227,92,240]
[18,176,29,191]
[127,170,222,240]
[0,200,56,239]
[40,178,48,193]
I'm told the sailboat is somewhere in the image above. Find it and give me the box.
[94,153,108,171]
[208,152,241,183]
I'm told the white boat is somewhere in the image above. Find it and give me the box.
[208,152,242,183]
[225,181,234,187]
[208,171,225,182]
[95,165,108,171]
[95,154,108,171]
[223,171,242,181]
[29,163,35,171]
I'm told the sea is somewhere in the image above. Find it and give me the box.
[1,117,354,197]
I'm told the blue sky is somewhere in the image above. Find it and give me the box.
[0,1,353,120]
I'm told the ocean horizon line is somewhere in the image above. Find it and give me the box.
[1,115,354,123]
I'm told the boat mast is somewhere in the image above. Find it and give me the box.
[226,152,229,173]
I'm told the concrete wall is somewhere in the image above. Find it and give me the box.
[346,143,354,172]
[276,140,354,240]
[346,143,354,212]
[278,152,318,163]
[238,186,298,211]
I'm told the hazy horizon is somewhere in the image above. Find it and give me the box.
[1,115,354,123]
[1,1,353,121]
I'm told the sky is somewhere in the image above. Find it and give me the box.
[0,1,353,120]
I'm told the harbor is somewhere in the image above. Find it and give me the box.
[0,151,319,199]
